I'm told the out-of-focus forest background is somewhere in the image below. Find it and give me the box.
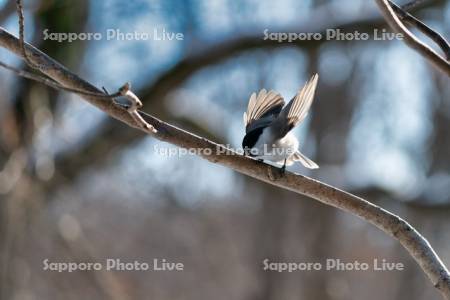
[0,0,449,299]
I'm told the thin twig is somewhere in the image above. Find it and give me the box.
[0,26,449,299]
[401,0,427,11]
[0,60,155,132]
[375,0,450,76]
[389,0,450,60]
[15,0,35,69]
[0,60,126,97]
[13,0,115,98]
[10,0,154,131]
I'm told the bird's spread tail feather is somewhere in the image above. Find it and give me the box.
[292,151,319,169]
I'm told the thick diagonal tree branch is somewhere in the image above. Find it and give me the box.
[376,0,450,76]
[1,26,450,298]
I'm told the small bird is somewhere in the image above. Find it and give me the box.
[242,73,319,171]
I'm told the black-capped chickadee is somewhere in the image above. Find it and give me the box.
[242,74,319,170]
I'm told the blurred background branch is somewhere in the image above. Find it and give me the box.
[0,0,14,24]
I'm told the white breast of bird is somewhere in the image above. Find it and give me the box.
[251,129,299,165]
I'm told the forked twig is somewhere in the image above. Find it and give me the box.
[376,0,450,76]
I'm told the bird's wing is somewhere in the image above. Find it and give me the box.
[270,74,319,138]
[243,89,284,132]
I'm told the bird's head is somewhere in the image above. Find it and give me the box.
[242,127,264,156]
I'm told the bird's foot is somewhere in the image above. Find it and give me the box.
[268,159,287,181]
[279,165,286,176]
[279,159,287,177]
